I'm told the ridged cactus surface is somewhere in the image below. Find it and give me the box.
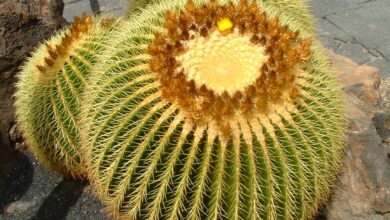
[14,15,119,178]
[82,0,345,219]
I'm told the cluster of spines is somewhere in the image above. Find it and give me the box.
[37,14,93,74]
[148,0,312,129]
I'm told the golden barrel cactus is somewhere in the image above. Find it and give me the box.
[14,15,119,178]
[82,0,346,219]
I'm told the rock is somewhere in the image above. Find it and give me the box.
[379,78,390,109]
[9,124,27,152]
[4,201,36,214]
[63,0,93,22]
[324,51,390,220]
[327,50,381,108]
[334,43,372,65]
[9,124,24,145]
[325,0,390,49]
[373,113,390,141]
[0,0,66,214]
[0,0,66,148]
[379,45,390,61]
[0,0,66,78]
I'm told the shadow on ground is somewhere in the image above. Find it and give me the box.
[31,179,87,220]
[0,130,33,214]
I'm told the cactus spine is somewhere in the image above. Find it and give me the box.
[82,0,345,219]
[14,15,119,178]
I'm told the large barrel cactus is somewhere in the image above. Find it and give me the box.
[14,15,119,178]
[82,0,345,219]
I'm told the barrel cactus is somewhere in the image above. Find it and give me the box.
[14,15,119,178]
[82,0,345,219]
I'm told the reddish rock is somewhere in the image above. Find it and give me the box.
[325,51,390,220]
[327,50,381,107]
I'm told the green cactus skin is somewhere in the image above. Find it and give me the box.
[14,15,119,178]
[82,0,346,219]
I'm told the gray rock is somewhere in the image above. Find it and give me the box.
[335,43,372,65]
[309,0,366,17]
[315,18,353,42]
[373,113,390,141]
[64,0,82,4]
[379,45,390,61]
[326,0,390,49]
[368,58,390,79]
[101,8,125,17]
[318,36,342,50]
[63,0,93,22]
[98,0,128,12]
[4,201,37,214]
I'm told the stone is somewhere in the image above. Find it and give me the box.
[98,0,128,12]
[316,18,353,42]
[379,78,390,109]
[368,58,390,79]
[373,113,390,141]
[309,0,367,17]
[101,8,125,17]
[4,201,36,214]
[327,50,381,107]
[64,0,81,4]
[326,0,390,49]
[378,45,390,61]
[9,124,23,145]
[324,51,390,220]
[318,36,342,50]
[63,0,93,22]
[94,0,129,18]
[0,0,65,78]
[335,42,373,65]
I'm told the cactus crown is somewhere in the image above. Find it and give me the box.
[36,14,94,79]
[149,0,312,137]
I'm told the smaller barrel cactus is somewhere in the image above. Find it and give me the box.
[14,14,119,178]
[82,0,346,219]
